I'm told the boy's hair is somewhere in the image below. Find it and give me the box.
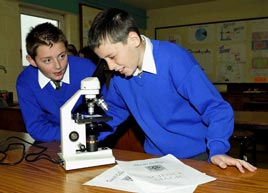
[26,22,68,59]
[78,46,99,64]
[88,8,141,50]
[67,44,78,56]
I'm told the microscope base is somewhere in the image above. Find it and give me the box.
[58,148,115,170]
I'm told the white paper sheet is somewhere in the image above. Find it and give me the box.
[84,154,216,193]
[117,154,216,193]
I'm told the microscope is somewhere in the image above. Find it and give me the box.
[58,60,115,170]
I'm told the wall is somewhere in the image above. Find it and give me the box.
[147,0,268,38]
[79,0,147,29]
[20,0,78,13]
[20,0,147,29]
[0,0,21,102]
[146,0,268,83]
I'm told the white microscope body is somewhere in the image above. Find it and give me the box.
[58,77,115,170]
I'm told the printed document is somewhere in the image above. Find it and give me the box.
[84,154,216,193]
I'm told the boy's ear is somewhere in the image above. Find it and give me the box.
[128,31,141,47]
[26,55,37,67]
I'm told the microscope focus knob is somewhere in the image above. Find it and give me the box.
[69,131,79,142]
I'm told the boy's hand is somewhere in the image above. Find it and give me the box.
[211,154,257,173]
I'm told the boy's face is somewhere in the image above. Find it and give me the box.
[26,42,68,81]
[94,32,145,77]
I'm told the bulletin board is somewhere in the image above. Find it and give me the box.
[79,4,102,48]
[155,17,268,83]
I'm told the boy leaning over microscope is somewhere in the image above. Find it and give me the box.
[88,8,257,173]
[16,22,97,142]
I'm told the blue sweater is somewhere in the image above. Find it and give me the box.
[101,40,234,159]
[16,56,96,142]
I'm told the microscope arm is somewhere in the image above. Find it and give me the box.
[92,59,107,87]
[60,89,94,157]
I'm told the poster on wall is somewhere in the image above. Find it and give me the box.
[155,17,268,83]
[217,21,246,42]
[79,4,102,48]
[216,44,245,82]
[188,48,214,74]
[250,20,268,81]
[188,24,215,44]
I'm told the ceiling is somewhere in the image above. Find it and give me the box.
[117,0,215,10]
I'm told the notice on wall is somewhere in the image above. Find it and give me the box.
[156,17,268,83]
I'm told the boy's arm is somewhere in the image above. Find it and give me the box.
[16,80,60,142]
[168,46,233,158]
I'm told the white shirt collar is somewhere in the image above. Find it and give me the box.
[133,35,157,76]
[38,63,70,89]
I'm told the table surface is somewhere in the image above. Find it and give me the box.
[234,111,268,127]
[0,131,268,193]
